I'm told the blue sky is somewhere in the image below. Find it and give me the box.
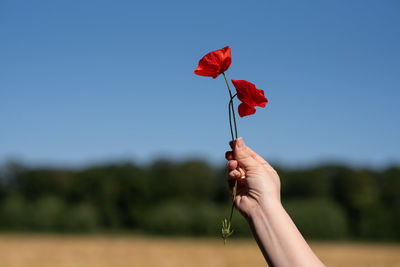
[1,0,399,167]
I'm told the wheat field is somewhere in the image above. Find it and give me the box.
[0,234,399,267]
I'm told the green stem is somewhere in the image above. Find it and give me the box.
[228,180,237,225]
[228,93,238,141]
[223,73,238,140]
[228,97,234,141]
[221,73,239,244]
[227,93,238,234]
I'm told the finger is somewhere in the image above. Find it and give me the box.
[226,160,238,170]
[234,137,274,169]
[246,146,269,165]
[234,138,259,168]
[238,167,246,178]
[228,169,241,179]
[245,146,274,169]
[225,151,234,160]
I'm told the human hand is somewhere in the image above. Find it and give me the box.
[226,138,325,267]
[225,137,281,218]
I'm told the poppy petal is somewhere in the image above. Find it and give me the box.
[194,46,231,79]
[231,79,268,107]
[238,103,256,117]
[218,46,232,74]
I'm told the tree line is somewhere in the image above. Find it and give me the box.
[0,160,399,241]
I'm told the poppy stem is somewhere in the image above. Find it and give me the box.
[223,73,238,140]
[222,73,239,244]
[228,179,237,226]
[228,98,234,142]
[227,93,238,240]
[227,94,237,141]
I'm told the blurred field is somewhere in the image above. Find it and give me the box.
[0,235,399,267]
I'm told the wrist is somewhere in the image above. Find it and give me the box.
[247,198,282,223]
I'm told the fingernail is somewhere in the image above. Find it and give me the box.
[237,137,244,148]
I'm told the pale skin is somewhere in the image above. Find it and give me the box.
[226,137,326,267]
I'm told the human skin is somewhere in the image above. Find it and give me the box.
[226,137,325,267]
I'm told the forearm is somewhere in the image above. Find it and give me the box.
[248,200,325,267]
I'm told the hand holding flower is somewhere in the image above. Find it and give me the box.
[194,46,268,243]
[225,137,281,218]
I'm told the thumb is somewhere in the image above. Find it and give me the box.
[234,137,259,169]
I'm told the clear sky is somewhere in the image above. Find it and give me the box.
[1,0,399,168]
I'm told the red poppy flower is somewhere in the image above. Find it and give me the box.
[194,46,231,79]
[231,79,268,117]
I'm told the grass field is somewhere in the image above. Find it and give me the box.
[0,234,399,267]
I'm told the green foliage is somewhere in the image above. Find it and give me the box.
[0,161,399,240]
[142,201,193,234]
[31,196,66,231]
[62,203,99,232]
[229,210,252,237]
[140,201,225,236]
[284,198,348,239]
[0,194,31,230]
